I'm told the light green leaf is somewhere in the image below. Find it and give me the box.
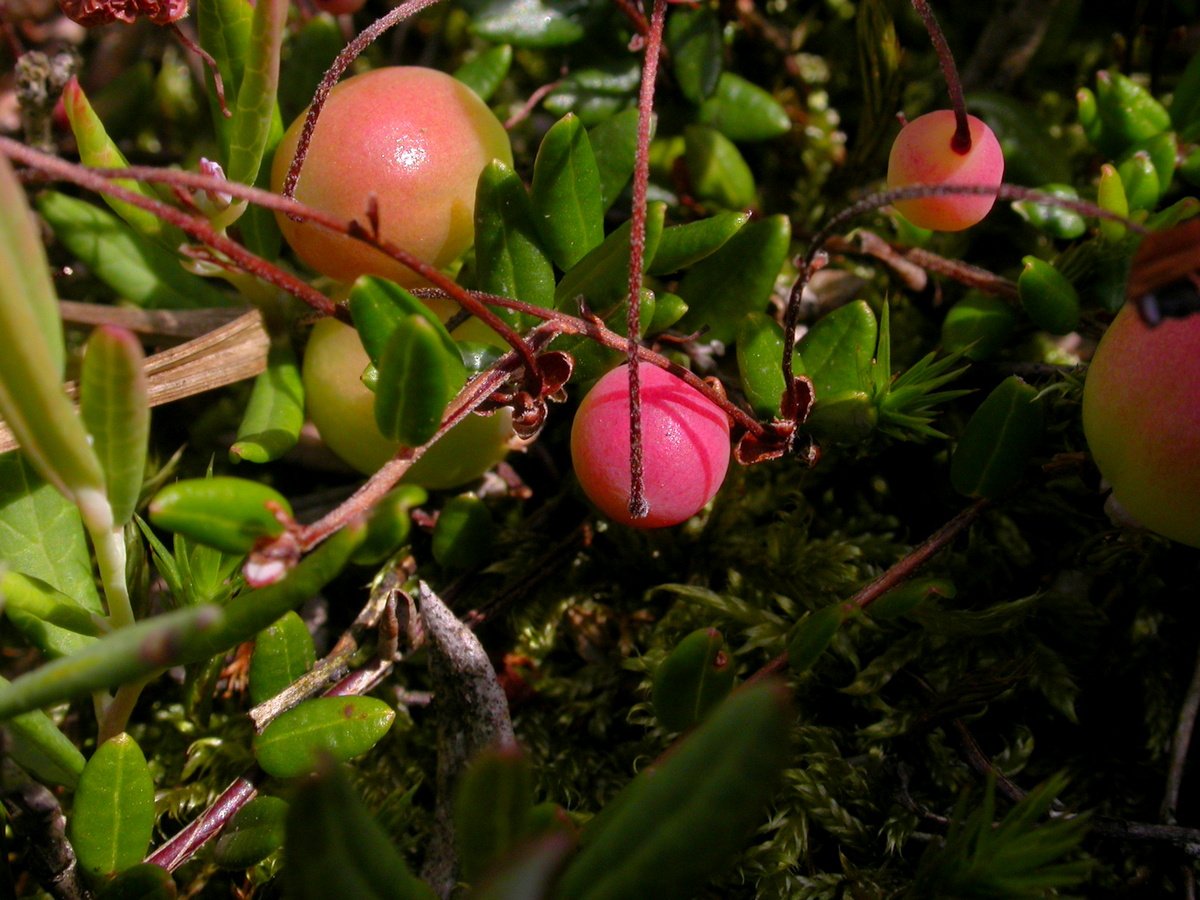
[71,733,155,880]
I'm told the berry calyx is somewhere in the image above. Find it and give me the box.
[271,67,512,286]
[570,364,731,528]
[886,110,1004,232]
[1081,302,1200,547]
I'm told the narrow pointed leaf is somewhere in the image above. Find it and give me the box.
[1,571,106,638]
[71,733,155,880]
[455,743,535,884]
[374,316,468,447]
[649,211,748,276]
[555,202,666,311]
[248,610,316,705]
[675,214,790,344]
[652,628,736,732]
[696,72,791,142]
[454,44,513,102]
[555,681,790,900]
[4,675,87,788]
[149,477,292,554]
[951,376,1044,499]
[231,340,305,463]
[0,522,363,720]
[61,78,185,248]
[79,326,149,527]
[254,696,395,778]
[283,764,438,900]
[224,0,286,208]
[37,192,233,309]
[474,160,556,317]
[197,0,254,160]
[530,114,605,270]
[788,603,848,674]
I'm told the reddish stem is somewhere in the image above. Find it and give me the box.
[909,0,971,153]
[281,0,448,201]
[145,771,266,871]
[624,0,669,522]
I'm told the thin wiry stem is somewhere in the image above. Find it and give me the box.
[624,0,669,522]
[909,0,971,152]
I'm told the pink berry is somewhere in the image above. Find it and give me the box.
[886,110,1004,232]
[570,364,731,528]
[1081,302,1200,547]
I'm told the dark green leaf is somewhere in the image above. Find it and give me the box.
[788,603,848,674]
[348,276,461,368]
[531,114,605,271]
[1117,151,1161,210]
[1019,257,1081,335]
[214,797,288,869]
[652,628,735,732]
[467,0,598,47]
[649,211,749,276]
[695,73,791,142]
[796,299,878,399]
[674,214,790,344]
[432,494,497,570]
[555,202,666,311]
[1011,184,1087,240]
[951,376,1044,499]
[682,124,757,210]
[455,743,535,884]
[94,864,175,900]
[374,315,468,447]
[589,108,642,212]
[3,673,87,789]
[454,44,513,102]
[254,696,395,778]
[736,312,787,417]
[353,485,427,566]
[941,292,1017,360]
[474,160,556,319]
[544,60,641,127]
[248,611,316,706]
[666,6,722,104]
[71,733,155,881]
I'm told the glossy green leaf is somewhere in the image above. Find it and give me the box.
[0,452,103,657]
[349,276,461,368]
[804,389,878,445]
[432,494,497,570]
[788,603,849,674]
[1096,163,1129,243]
[94,864,176,900]
[652,628,735,732]
[197,0,254,161]
[531,114,605,271]
[736,312,787,417]
[71,733,155,881]
[649,211,749,276]
[556,681,790,900]
[224,0,286,218]
[283,764,437,900]
[471,832,575,900]
[231,340,304,464]
[667,5,722,104]
[674,214,790,344]
[474,160,556,318]
[555,202,666,311]
[374,316,468,447]
[1117,151,1161,211]
[796,299,878,398]
[1124,130,1177,191]
[455,44,513,101]
[353,485,427,566]
[543,60,641,127]
[1076,86,1115,156]
[455,743,535,884]
[1011,184,1086,240]
[255,698,395,779]
[0,524,364,720]
[645,291,688,335]
[951,376,1044,500]
[467,0,596,47]
[589,108,642,212]
[869,577,956,621]
[214,796,289,869]
[149,477,291,554]
[37,192,232,309]
[1172,47,1200,141]
[696,72,791,142]
[683,124,757,210]
[941,292,1017,361]
[1094,69,1171,147]
[0,571,105,638]
[79,326,149,528]
[248,611,316,706]
[61,78,185,248]
[1019,257,1081,335]
[3,674,87,789]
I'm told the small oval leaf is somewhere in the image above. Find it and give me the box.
[253,696,395,778]
[950,376,1045,500]
[374,315,469,447]
[652,628,736,732]
[788,603,848,674]
[432,494,498,570]
[249,611,316,706]
[71,733,156,881]
[213,796,289,869]
[695,72,791,142]
[148,477,292,554]
[530,114,606,271]
[1019,257,1081,335]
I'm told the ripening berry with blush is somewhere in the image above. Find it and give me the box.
[271,67,512,286]
[887,110,1005,231]
[1081,303,1200,547]
[570,364,732,528]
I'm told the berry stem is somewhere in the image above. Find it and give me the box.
[909,0,972,154]
[624,0,669,522]
[281,0,447,203]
